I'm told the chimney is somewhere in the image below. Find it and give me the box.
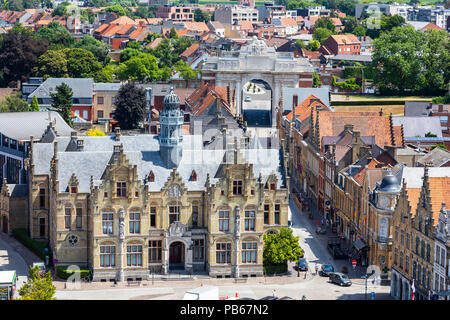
[438,104,443,112]
[344,124,354,132]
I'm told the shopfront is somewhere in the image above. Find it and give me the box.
[0,271,17,300]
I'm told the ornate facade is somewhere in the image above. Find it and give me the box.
[27,88,289,281]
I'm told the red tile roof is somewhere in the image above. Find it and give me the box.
[180,43,200,58]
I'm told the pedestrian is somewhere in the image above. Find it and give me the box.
[272,289,276,297]
[315,264,319,275]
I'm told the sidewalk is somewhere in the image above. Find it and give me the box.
[0,233,42,266]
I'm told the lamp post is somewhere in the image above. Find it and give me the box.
[361,270,375,300]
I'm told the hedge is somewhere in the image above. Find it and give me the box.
[343,66,374,81]
[331,100,408,106]
[263,263,287,275]
[56,266,91,280]
[12,228,49,261]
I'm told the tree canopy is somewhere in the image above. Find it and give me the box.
[263,228,303,265]
[372,26,450,95]
[113,83,146,130]
[18,266,56,300]
[51,82,73,127]
[313,27,333,43]
[0,92,30,113]
[0,30,48,87]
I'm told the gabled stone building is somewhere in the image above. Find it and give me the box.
[27,88,289,281]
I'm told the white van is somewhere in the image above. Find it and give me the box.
[183,285,219,300]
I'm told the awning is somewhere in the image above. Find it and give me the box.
[354,238,369,251]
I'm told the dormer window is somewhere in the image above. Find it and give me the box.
[149,171,155,182]
[191,170,197,182]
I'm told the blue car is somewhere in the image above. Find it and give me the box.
[319,264,335,277]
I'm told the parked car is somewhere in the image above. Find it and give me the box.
[316,226,326,234]
[278,296,295,300]
[298,258,308,271]
[32,262,46,276]
[260,296,278,300]
[319,264,334,277]
[244,96,251,102]
[329,272,352,286]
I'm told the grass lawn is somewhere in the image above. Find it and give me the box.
[333,105,404,116]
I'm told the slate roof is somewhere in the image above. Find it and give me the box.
[416,147,450,167]
[33,134,285,193]
[0,111,73,141]
[28,78,94,99]
[404,101,432,116]
[93,83,123,91]
[392,116,442,138]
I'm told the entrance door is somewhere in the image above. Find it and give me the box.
[169,242,184,270]
[2,215,7,233]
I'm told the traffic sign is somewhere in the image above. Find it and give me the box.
[352,260,357,269]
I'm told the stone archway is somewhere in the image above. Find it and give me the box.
[201,37,314,128]
[241,78,273,127]
[169,241,185,270]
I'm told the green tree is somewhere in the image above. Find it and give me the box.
[425,132,437,138]
[30,95,40,111]
[104,4,129,16]
[353,25,366,37]
[313,70,322,88]
[66,48,102,78]
[431,144,447,150]
[52,1,70,16]
[295,40,306,49]
[51,82,73,127]
[116,53,160,82]
[119,47,141,63]
[313,27,333,44]
[143,32,161,44]
[35,49,69,80]
[0,93,30,112]
[37,21,75,49]
[263,228,303,265]
[315,17,335,33]
[169,28,178,39]
[343,16,358,34]
[134,5,150,18]
[307,39,320,51]
[0,30,48,87]
[74,35,109,64]
[174,60,198,86]
[113,83,146,130]
[94,65,115,83]
[18,266,56,300]
[372,26,449,95]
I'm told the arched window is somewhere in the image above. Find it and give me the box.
[191,170,197,182]
[149,171,155,182]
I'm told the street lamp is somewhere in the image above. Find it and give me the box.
[361,270,375,300]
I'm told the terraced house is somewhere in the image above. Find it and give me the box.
[27,89,289,281]
[391,167,450,300]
